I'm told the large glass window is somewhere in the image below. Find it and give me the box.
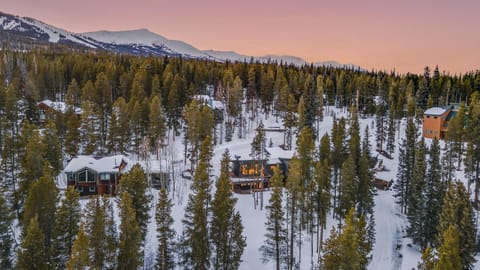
[87,171,95,182]
[78,170,96,182]
[78,171,86,182]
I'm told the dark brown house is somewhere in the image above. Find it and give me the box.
[64,155,128,196]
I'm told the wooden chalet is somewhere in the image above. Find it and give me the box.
[65,155,128,196]
[230,147,294,194]
[37,99,82,123]
[422,106,456,139]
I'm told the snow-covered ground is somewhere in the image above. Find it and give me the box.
[65,106,480,269]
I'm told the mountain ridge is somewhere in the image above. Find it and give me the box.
[0,11,360,68]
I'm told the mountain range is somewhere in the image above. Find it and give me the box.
[0,11,358,68]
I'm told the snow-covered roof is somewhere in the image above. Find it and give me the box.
[64,155,129,173]
[424,107,449,116]
[232,147,295,164]
[193,95,225,110]
[135,159,170,174]
[38,99,82,114]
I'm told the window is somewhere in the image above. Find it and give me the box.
[100,173,111,181]
[78,171,86,182]
[87,171,95,182]
[77,187,84,193]
[426,115,430,118]
[434,116,437,119]
[78,170,96,183]
[89,186,96,193]
[67,172,75,182]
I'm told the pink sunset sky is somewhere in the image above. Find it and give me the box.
[1,0,479,74]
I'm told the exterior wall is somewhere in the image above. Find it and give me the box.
[66,170,119,196]
[423,110,450,139]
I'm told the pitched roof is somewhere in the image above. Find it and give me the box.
[38,99,83,114]
[64,155,129,173]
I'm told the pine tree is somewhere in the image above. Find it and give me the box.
[435,225,462,270]
[156,188,175,270]
[357,149,374,216]
[321,208,371,270]
[17,130,45,216]
[22,163,58,256]
[52,186,81,269]
[117,164,152,241]
[66,224,89,270]
[149,95,166,159]
[285,157,302,269]
[64,108,80,158]
[42,120,63,175]
[179,136,212,270]
[118,192,142,270]
[438,182,476,269]
[407,138,427,248]
[211,150,246,270]
[84,197,118,269]
[417,247,436,270]
[446,103,465,168]
[337,154,357,221]
[260,166,287,270]
[394,118,416,214]
[423,139,444,247]
[314,158,331,253]
[16,216,47,270]
[0,190,13,269]
[386,112,395,155]
[331,118,347,214]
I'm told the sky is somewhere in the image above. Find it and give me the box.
[1,0,479,74]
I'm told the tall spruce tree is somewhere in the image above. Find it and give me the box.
[260,167,287,270]
[156,188,175,270]
[118,192,142,270]
[407,138,427,248]
[423,138,444,247]
[438,182,476,269]
[52,186,81,269]
[16,216,47,270]
[179,136,212,270]
[211,150,246,270]
[435,225,462,270]
[394,117,416,214]
[22,163,58,258]
[321,208,371,270]
[66,224,89,270]
[117,164,152,241]
[84,197,118,269]
[0,190,13,269]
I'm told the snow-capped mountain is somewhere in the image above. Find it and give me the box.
[0,11,359,68]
